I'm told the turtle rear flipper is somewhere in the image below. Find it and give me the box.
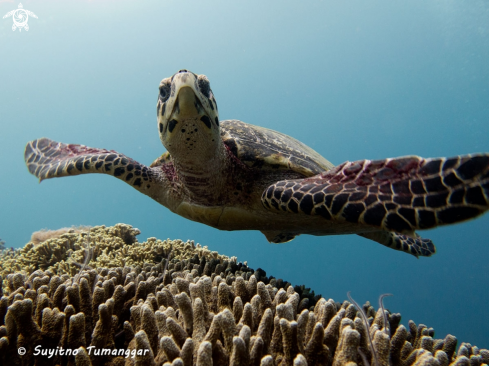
[359,231,435,258]
[24,138,162,193]
[262,154,489,235]
[260,230,297,243]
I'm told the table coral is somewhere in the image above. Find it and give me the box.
[0,224,486,366]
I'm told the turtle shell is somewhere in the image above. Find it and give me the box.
[220,119,334,177]
[150,151,171,168]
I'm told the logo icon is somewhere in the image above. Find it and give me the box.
[3,3,37,32]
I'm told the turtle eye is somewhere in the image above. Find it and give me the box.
[198,75,211,98]
[159,81,171,102]
[159,85,170,102]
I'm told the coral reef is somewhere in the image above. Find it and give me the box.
[0,224,236,279]
[0,224,486,366]
[30,226,92,246]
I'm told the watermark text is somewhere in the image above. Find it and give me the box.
[29,346,150,359]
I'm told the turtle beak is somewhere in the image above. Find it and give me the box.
[167,71,217,124]
[173,86,204,119]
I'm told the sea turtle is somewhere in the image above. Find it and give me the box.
[24,70,489,257]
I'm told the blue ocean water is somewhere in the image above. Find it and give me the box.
[1,0,488,348]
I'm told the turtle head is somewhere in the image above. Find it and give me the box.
[157,70,220,162]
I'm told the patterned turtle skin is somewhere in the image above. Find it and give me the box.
[24,70,489,258]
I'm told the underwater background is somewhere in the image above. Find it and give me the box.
[1,0,488,348]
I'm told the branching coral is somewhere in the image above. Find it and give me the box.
[0,224,486,366]
[30,226,93,246]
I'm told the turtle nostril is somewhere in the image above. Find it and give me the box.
[178,69,188,74]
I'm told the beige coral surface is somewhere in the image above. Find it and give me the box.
[0,223,486,366]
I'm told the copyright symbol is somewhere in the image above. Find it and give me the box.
[18,347,26,355]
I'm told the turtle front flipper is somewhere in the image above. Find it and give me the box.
[25,138,169,202]
[359,231,436,258]
[262,154,489,235]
